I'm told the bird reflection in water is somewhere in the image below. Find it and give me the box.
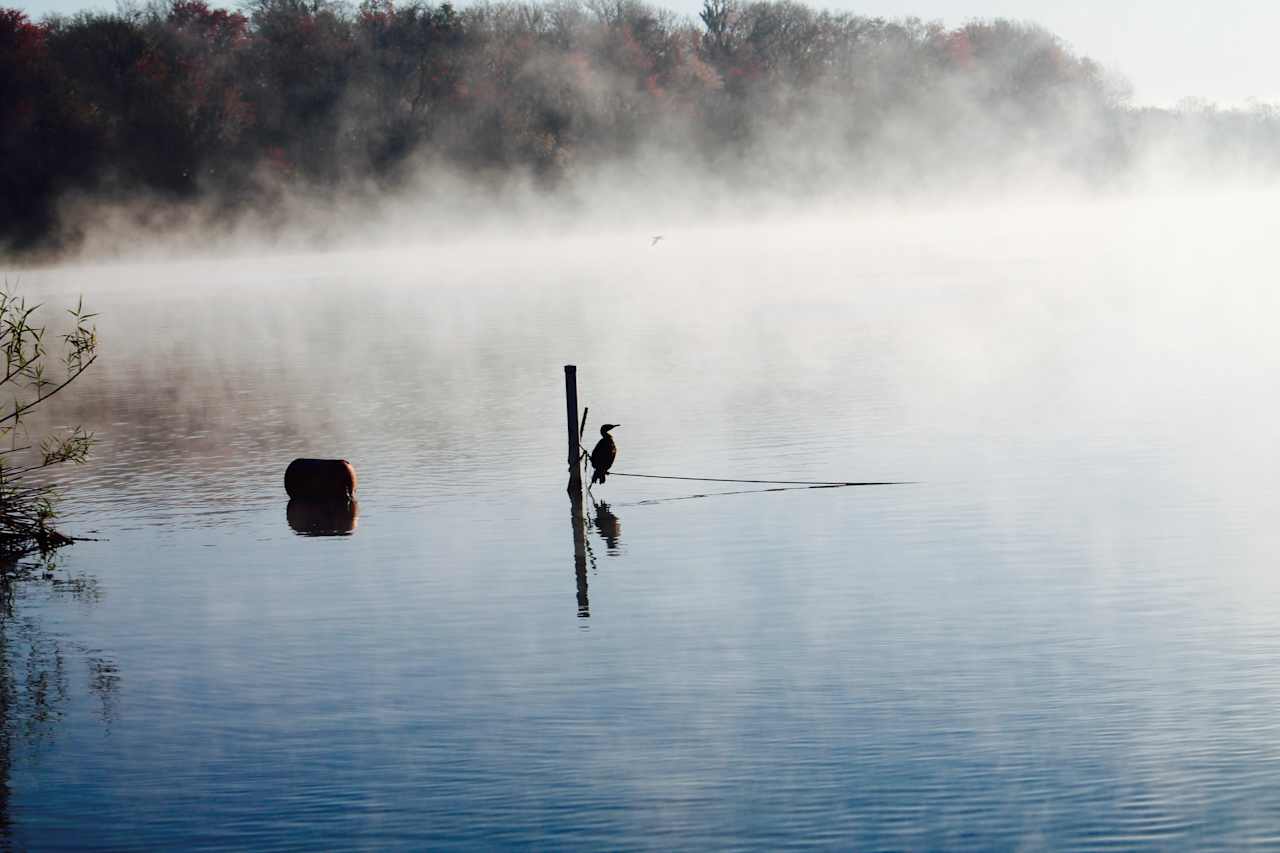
[286,500,359,536]
[591,500,621,554]
[570,496,626,619]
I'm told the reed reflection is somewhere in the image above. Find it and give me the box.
[0,555,119,843]
[286,500,359,536]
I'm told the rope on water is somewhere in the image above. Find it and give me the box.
[607,472,911,486]
[576,435,912,488]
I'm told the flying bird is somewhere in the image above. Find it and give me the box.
[590,424,620,486]
[650,235,663,247]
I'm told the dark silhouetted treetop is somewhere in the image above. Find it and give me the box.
[0,0,1276,252]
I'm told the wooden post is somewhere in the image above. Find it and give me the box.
[565,365,583,498]
[566,365,588,615]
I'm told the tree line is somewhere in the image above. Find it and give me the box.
[2,0,1278,251]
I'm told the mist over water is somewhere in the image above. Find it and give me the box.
[7,0,1280,845]
[0,189,1275,846]
[7,0,1280,260]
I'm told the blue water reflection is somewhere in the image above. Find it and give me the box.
[8,211,1280,848]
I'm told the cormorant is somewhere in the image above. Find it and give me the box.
[590,424,620,485]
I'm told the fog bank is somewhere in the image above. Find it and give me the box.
[3,0,1279,262]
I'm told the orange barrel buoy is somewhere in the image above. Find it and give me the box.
[284,458,357,501]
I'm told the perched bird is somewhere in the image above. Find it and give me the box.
[590,424,620,485]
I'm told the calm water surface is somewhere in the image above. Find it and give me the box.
[5,198,1280,849]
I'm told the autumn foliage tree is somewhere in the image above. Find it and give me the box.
[0,0,1276,252]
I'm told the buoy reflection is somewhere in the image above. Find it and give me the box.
[286,499,359,536]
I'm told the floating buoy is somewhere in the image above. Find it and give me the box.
[287,499,359,536]
[284,458,357,501]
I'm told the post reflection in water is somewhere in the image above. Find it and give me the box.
[571,496,627,619]
[286,500,359,536]
[571,494,589,618]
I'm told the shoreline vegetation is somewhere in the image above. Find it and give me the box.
[4,0,1280,256]
[0,290,97,557]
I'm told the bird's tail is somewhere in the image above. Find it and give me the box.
[592,469,606,485]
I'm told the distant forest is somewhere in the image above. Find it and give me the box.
[3,0,1280,251]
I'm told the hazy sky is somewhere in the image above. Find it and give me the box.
[13,0,1274,106]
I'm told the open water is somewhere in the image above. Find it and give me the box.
[4,195,1280,849]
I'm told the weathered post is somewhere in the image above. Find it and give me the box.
[565,365,589,616]
[565,365,583,498]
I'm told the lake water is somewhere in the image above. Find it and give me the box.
[5,194,1280,849]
